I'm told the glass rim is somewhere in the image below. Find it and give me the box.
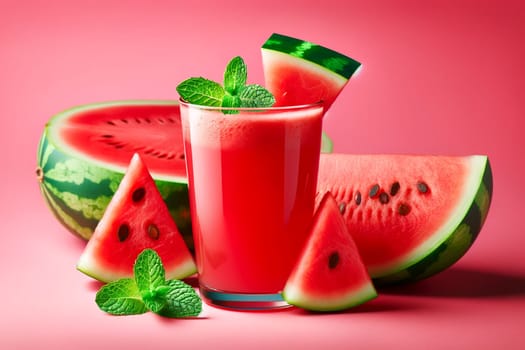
[178,98,324,112]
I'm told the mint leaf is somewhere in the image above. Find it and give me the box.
[238,84,276,107]
[176,56,275,111]
[222,93,241,108]
[143,285,171,313]
[223,56,247,95]
[156,279,202,318]
[134,249,166,293]
[93,249,203,318]
[134,249,168,312]
[221,93,241,115]
[95,278,148,315]
[176,77,225,106]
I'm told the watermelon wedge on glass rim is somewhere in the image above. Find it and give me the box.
[261,33,361,111]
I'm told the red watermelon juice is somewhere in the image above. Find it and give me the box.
[180,100,324,310]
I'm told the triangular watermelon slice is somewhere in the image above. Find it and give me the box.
[283,192,377,312]
[77,153,196,283]
[261,33,361,111]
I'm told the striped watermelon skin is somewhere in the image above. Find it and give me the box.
[262,33,361,80]
[36,101,192,250]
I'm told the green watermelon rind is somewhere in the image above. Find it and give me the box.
[77,251,197,283]
[373,156,493,285]
[262,33,361,80]
[283,282,377,313]
[36,100,193,250]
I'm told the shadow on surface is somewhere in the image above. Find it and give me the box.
[379,267,525,298]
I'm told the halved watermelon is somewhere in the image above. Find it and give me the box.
[76,153,196,282]
[317,154,493,285]
[283,192,377,312]
[261,33,361,110]
[36,100,192,248]
[36,100,332,246]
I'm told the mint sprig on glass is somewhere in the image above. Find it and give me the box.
[95,249,202,318]
[176,56,275,113]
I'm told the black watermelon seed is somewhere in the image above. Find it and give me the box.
[369,184,380,198]
[339,202,347,214]
[118,224,130,242]
[328,251,340,269]
[132,187,146,202]
[379,192,390,204]
[417,181,429,194]
[148,224,160,240]
[390,182,400,196]
[398,203,411,216]
[36,167,44,182]
[101,134,114,138]
[355,191,362,205]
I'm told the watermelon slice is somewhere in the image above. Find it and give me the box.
[317,154,493,285]
[76,153,196,282]
[283,192,377,312]
[261,33,361,110]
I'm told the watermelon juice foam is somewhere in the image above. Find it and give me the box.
[180,100,324,310]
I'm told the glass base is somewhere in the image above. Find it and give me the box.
[200,284,291,311]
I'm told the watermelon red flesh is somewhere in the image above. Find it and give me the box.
[317,154,492,279]
[76,153,196,282]
[283,192,377,311]
[47,101,186,181]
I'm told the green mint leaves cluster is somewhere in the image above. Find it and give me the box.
[95,249,202,318]
[176,56,275,113]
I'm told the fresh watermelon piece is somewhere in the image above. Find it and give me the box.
[283,192,377,312]
[317,154,493,285]
[261,33,361,110]
[76,153,196,282]
[36,100,192,249]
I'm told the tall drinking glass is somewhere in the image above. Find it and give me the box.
[180,100,324,310]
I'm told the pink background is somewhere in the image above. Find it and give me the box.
[2,0,524,348]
